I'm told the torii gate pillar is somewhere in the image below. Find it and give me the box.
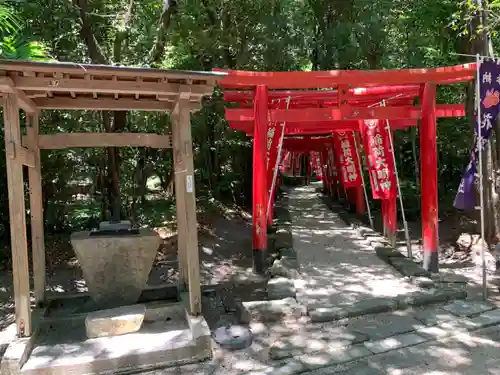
[420,82,439,273]
[252,85,268,274]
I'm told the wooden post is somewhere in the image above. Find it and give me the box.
[355,186,365,216]
[386,197,398,246]
[172,109,188,291]
[382,199,387,238]
[420,82,439,273]
[27,113,45,305]
[3,94,32,336]
[252,85,268,274]
[172,94,201,315]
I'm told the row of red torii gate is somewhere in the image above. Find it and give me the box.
[214,64,478,274]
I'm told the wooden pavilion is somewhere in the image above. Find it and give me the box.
[0,59,223,339]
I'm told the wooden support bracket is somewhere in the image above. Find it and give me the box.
[5,142,35,168]
[0,77,38,114]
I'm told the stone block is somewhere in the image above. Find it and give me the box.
[85,304,146,338]
[98,220,132,231]
[269,258,299,279]
[237,298,306,323]
[375,246,404,261]
[267,278,296,299]
[434,272,468,284]
[411,276,435,288]
[279,247,297,259]
[395,288,467,309]
[275,231,293,250]
[309,298,397,322]
[389,258,429,277]
[363,332,427,354]
[71,229,161,307]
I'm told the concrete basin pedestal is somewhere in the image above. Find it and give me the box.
[71,226,161,308]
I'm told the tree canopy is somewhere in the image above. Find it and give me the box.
[0,0,497,248]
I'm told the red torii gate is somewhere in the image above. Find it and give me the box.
[214,64,476,275]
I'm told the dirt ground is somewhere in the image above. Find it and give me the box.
[0,209,260,334]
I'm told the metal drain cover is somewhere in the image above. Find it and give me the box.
[213,325,253,350]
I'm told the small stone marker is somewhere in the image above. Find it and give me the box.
[85,304,146,339]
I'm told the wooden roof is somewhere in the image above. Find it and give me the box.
[0,60,225,114]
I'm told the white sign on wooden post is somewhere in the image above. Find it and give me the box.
[186,175,193,193]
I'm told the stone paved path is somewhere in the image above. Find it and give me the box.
[288,184,418,310]
[138,301,500,375]
[134,183,500,374]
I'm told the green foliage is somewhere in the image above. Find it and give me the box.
[0,0,483,246]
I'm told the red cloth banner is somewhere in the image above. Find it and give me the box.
[359,120,397,199]
[332,132,362,188]
[280,151,290,173]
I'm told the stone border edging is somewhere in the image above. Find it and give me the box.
[249,306,500,375]
[305,194,468,323]
[267,191,299,300]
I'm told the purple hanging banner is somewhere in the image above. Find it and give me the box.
[454,59,499,210]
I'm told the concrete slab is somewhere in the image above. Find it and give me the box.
[441,300,496,318]
[299,344,372,372]
[1,337,35,375]
[269,326,369,360]
[71,228,161,307]
[20,304,211,375]
[412,305,457,327]
[468,308,500,329]
[363,332,427,354]
[347,312,424,341]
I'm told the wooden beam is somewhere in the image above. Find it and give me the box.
[37,133,172,150]
[33,97,202,112]
[27,114,45,305]
[12,76,214,97]
[3,94,32,337]
[34,97,173,111]
[225,104,465,123]
[172,98,201,315]
[214,64,476,88]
